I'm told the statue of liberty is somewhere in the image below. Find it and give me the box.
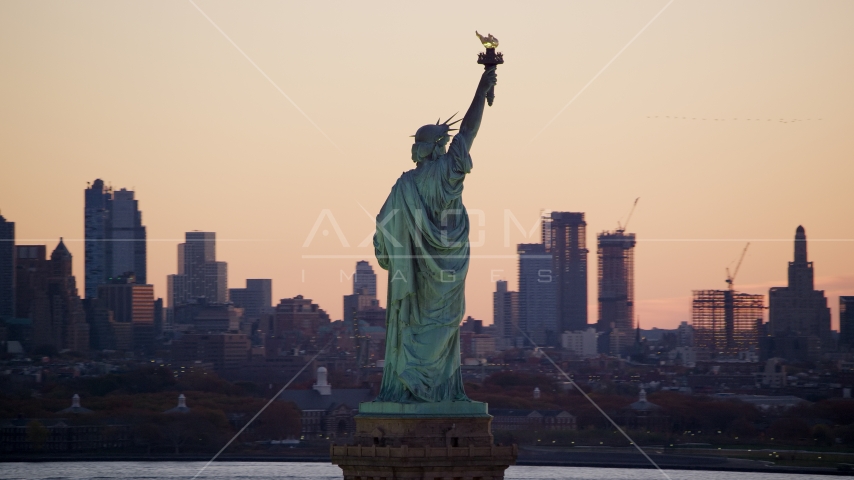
[372,63,498,404]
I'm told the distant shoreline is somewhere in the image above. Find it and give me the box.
[0,454,848,476]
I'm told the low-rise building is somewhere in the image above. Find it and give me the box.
[490,409,576,431]
[619,389,669,432]
[0,418,131,452]
[470,334,497,357]
[171,333,250,374]
[277,367,373,439]
[668,346,697,367]
[561,327,599,358]
[727,394,808,411]
[759,357,787,388]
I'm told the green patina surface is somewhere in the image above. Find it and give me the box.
[358,401,489,416]
[371,65,497,407]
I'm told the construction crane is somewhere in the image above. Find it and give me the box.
[617,197,640,232]
[725,242,750,291]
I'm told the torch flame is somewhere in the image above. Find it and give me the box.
[475,31,499,49]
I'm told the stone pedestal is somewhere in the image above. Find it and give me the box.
[331,402,517,480]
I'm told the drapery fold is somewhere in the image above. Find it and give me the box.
[373,136,473,403]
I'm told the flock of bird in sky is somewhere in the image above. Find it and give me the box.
[646,116,822,123]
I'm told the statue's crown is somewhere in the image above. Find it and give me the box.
[409,114,461,163]
[410,113,461,143]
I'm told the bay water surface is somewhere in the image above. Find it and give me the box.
[0,462,825,480]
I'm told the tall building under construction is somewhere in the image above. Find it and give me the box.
[692,290,763,354]
[597,230,636,332]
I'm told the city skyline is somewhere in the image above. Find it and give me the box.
[2,179,851,331]
[1,1,853,329]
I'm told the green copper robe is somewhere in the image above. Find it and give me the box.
[373,135,472,403]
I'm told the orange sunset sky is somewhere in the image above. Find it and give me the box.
[1,1,852,330]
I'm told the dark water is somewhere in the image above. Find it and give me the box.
[0,462,823,480]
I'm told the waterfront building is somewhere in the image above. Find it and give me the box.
[490,409,577,431]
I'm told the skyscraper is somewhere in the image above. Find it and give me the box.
[229,279,273,321]
[353,260,377,298]
[344,260,379,325]
[97,275,155,355]
[518,243,557,346]
[110,188,147,284]
[183,231,216,300]
[15,245,48,321]
[84,180,147,298]
[768,226,832,347]
[0,214,15,319]
[492,280,518,349]
[169,232,228,307]
[30,239,89,353]
[840,296,854,351]
[204,261,228,304]
[597,229,636,332]
[84,179,110,299]
[167,273,189,308]
[543,212,588,332]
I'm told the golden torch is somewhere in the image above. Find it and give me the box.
[476,31,503,107]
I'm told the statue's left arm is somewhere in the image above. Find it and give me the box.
[455,66,497,152]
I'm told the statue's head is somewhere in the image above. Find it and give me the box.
[410,114,461,163]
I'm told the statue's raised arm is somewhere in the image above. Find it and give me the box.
[456,66,497,152]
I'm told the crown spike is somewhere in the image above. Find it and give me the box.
[447,118,462,127]
[436,118,441,125]
[443,112,459,124]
